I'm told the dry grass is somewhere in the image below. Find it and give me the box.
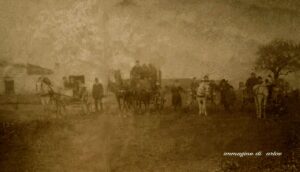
[0,97,300,172]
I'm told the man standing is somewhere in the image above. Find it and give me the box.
[171,80,184,111]
[191,77,198,92]
[219,79,236,112]
[246,72,259,102]
[197,75,210,116]
[190,77,198,107]
[92,78,104,112]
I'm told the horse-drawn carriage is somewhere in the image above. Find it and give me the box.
[62,75,86,101]
[107,69,165,112]
[37,75,90,114]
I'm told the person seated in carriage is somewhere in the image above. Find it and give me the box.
[148,63,157,80]
[130,60,143,80]
[63,76,72,88]
[130,60,143,89]
[147,63,158,90]
[141,64,150,79]
[130,61,158,90]
[69,78,80,97]
[114,70,123,86]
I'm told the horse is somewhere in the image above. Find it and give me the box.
[109,69,162,113]
[53,84,96,115]
[133,79,152,112]
[36,77,72,115]
[107,80,132,111]
[197,81,210,116]
[253,83,269,119]
[36,77,54,111]
[51,87,71,115]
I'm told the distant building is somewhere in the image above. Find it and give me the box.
[0,61,53,95]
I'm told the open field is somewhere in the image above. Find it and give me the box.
[0,95,300,172]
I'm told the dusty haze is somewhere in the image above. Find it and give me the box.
[1,0,300,86]
[1,1,300,171]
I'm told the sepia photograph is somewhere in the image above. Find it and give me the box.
[0,0,300,171]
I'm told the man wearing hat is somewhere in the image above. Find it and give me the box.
[130,60,143,89]
[92,78,104,112]
[130,60,143,80]
[246,72,259,102]
[171,80,184,110]
[190,77,198,108]
[219,79,235,112]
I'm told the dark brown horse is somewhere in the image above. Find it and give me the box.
[108,69,163,112]
[107,79,133,111]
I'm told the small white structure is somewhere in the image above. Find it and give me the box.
[0,61,53,95]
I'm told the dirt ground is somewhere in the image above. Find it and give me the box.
[0,98,300,172]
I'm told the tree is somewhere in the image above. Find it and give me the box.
[255,39,300,81]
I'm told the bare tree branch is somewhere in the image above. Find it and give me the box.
[255,39,300,81]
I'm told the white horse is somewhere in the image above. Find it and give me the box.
[54,86,93,115]
[36,77,70,115]
[197,81,210,116]
[36,77,53,111]
[51,86,70,115]
[253,83,269,119]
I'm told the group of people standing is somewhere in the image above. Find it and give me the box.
[38,66,292,118]
[244,72,288,118]
[245,73,268,100]
[171,75,212,116]
[170,75,237,116]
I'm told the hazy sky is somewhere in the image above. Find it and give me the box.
[1,0,300,83]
